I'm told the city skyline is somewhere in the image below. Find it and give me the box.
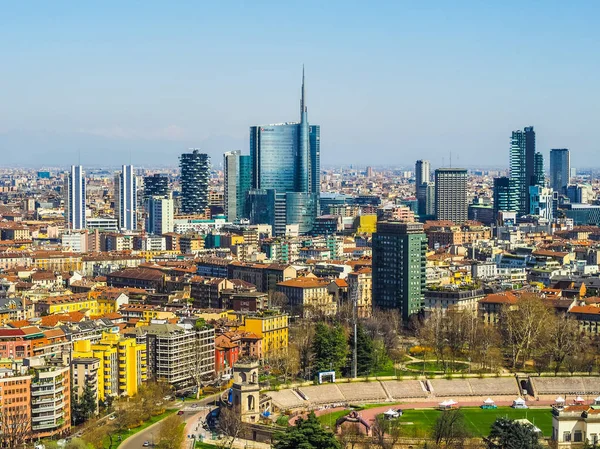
[1,2,599,167]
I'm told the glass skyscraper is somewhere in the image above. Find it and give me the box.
[510,126,543,216]
[493,176,512,218]
[550,148,570,194]
[224,150,252,222]
[115,164,137,231]
[248,68,320,235]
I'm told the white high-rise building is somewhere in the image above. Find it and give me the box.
[65,165,86,230]
[146,195,174,235]
[115,165,137,231]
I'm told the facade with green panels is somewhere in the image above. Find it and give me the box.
[372,221,427,322]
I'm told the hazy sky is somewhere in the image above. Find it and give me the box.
[1,1,598,168]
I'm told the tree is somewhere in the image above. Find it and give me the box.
[431,409,470,448]
[72,381,98,425]
[156,414,185,449]
[548,316,580,374]
[269,291,289,309]
[291,319,315,380]
[486,417,543,449]
[349,323,375,376]
[270,347,300,383]
[500,295,552,368]
[371,415,402,449]
[217,406,243,449]
[273,412,341,449]
[312,322,348,377]
[0,405,31,449]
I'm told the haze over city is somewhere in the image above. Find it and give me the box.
[1,1,599,167]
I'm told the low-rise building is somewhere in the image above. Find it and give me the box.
[276,277,336,317]
[552,404,600,446]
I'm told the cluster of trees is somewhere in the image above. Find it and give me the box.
[419,294,600,373]
[285,309,402,381]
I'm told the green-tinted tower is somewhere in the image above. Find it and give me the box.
[372,221,427,322]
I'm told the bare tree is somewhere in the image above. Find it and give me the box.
[0,405,31,449]
[269,346,300,384]
[217,406,243,449]
[370,415,402,449]
[548,316,580,374]
[156,414,185,449]
[290,319,315,379]
[500,294,552,368]
[432,409,470,448]
[338,422,363,449]
[269,291,289,310]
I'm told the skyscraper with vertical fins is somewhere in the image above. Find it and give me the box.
[249,68,320,235]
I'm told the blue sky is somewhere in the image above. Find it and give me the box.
[0,1,598,168]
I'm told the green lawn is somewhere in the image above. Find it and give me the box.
[317,406,552,438]
[195,442,218,448]
[393,407,552,438]
[318,409,353,428]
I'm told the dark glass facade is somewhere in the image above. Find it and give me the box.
[493,176,512,219]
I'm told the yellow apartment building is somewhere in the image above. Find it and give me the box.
[72,330,146,400]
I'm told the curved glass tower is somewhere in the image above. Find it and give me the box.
[248,68,320,235]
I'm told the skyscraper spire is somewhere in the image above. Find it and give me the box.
[300,65,306,117]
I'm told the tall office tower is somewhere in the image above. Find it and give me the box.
[415,160,432,216]
[372,222,427,322]
[415,160,430,187]
[65,165,86,230]
[180,150,210,214]
[510,126,537,215]
[224,150,252,222]
[249,68,320,235]
[550,149,570,194]
[434,168,468,223]
[146,195,174,235]
[114,165,137,231]
[493,177,512,218]
[143,174,169,199]
[534,152,545,186]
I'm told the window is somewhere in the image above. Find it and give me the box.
[563,431,571,442]
[574,431,583,442]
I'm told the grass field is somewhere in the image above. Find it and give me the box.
[318,406,552,438]
[398,407,552,437]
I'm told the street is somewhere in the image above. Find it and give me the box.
[119,396,219,449]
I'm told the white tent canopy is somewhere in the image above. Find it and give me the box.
[575,396,585,403]
[555,396,565,403]
[514,397,525,404]
[384,409,398,416]
[484,398,495,404]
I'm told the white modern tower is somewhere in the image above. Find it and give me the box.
[65,165,86,230]
[145,195,174,235]
[115,165,137,231]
